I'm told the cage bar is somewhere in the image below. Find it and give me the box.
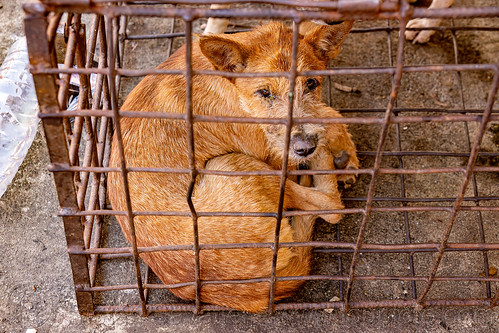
[24,0,499,315]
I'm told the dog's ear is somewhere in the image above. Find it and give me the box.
[199,35,248,72]
[303,21,353,62]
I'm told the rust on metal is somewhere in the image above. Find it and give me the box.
[24,0,499,316]
[183,18,203,315]
[23,4,94,316]
[343,1,410,311]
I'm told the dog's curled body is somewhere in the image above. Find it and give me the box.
[108,22,358,312]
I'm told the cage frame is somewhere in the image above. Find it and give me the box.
[24,0,499,316]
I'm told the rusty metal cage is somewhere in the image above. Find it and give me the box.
[24,0,499,315]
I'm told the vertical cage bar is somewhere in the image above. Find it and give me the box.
[89,116,110,286]
[325,25,344,302]
[267,20,300,314]
[393,117,417,299]
[417,70,499,306]
[326,75,344,301]
[23,4,94,315]
[335,224,344,300]
[64,15,85,160]
[115,15,126,92]
[74,21,103,250]
[343,4,409,311]
[87,15,110,286]
[449,19,492,299]
[183,17,202,315]
[63,16,86,205]
[58,14,78,148]
[104,13,147,316]
[387,17,417,300]
[97,17,114,252]
[85,15,100,68]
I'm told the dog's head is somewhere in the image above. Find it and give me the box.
[199,21,352,163]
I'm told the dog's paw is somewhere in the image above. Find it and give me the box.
[405,18,441,44]
[315,189,343,224]
[333,150,359,188]
[319,213,342,224]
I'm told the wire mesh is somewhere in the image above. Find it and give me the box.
[24,0,499,315]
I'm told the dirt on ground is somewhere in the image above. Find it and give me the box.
[1,0,499,332]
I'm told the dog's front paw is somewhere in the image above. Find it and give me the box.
[314,189,343,224]
[333,150,359,188]
[405,18,441,44]
[320,212,342,224]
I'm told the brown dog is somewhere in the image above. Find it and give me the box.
[108,21,358,312]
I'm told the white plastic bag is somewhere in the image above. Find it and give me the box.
[0,37,39,198]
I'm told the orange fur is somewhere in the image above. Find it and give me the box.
[108,21,358,312]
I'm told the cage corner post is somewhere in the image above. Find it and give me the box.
[23,3,95,316]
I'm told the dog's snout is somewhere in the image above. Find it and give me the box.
[293,140,316,157]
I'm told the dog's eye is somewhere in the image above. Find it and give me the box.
[256,89,272,98]
[306,78,320,91]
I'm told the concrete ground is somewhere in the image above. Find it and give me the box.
[1,0,499,332]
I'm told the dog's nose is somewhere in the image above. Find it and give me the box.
[293,141,316,157]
